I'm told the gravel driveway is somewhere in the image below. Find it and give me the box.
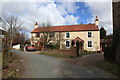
[12,50,117,78]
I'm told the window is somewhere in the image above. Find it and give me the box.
[88,32,92,38]
[66,41,70,48]
[66,32,70,38]
[88,41,92,47]
[49,32,55,38]
[36,33,40,37]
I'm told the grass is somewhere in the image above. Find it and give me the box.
[2,53,21,78]
[79,52,96,56]
[97,61,120,76]
[0,51,2,66]
[39,51,96,58]
[39,53,74,58]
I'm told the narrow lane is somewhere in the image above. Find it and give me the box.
[12,50,117,78]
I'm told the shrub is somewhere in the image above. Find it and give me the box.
[47,44,58,49]
[20,44,24,51]
[98,61,120,76]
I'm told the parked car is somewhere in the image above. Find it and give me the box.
[26,45,36,51]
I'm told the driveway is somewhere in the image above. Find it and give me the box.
[12,50,117,78]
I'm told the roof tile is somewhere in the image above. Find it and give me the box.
[31,24,99,33]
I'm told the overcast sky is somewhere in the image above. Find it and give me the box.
[0,0,113,36]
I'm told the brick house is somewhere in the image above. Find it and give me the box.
[31,16,100,52]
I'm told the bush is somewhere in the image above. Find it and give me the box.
[83,50,88,52]
[46,44,58,49]
[20,44,24,51]
[104,47,116,62]
[51,45,57,49]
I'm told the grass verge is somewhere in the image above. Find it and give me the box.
[79,52,96,56]
[97,61,120,77]
[39,51,96,58]
[2,53,22,78]
[39,53,74,58]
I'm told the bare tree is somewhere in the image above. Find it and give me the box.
[2,16,22,49]
[39,22,64,49]
[39,22,52,48]
[53,32,64,49]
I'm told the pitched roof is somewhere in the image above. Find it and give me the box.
[31,24,99,33]
[73,37,84,42]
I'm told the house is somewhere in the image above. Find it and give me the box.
[31,16,100,52]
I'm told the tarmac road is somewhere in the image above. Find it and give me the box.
[12,50,117,78]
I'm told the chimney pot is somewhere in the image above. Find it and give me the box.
[95,16,99,26]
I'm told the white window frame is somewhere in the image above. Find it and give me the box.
[88,40,92,48]
[88,32,92,38]
[65,40,70,48]
[66,32,70,39]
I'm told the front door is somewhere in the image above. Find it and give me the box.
[76,40,80,56]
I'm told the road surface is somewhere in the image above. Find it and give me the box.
[12,50,117,78]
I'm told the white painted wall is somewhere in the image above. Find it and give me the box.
[12,44,20,50]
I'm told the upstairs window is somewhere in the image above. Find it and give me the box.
[36,33,40,37]
[49,32,55,38]
[66,32,70,38]
[88,41,92,47]
[88,32,92,38]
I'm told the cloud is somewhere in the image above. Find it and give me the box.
[84,0,113,34]
[1,2,79,33]
[1,1,113,35]
[65,15,79,24]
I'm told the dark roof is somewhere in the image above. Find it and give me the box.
[100,39,112,44]
[31,24,99,33]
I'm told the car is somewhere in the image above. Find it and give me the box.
[26,45,36,51]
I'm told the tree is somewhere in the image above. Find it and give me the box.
[12,32,26,44]
[106,34,113,39]
[12,32,21,45]
[13,31,30,51]
[39,22,64,49]
[39,22,52,48]
[112,1,120,64]
[100,27,106,39]
[2,16,22,49]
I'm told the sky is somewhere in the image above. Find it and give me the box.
[0,0,113,37]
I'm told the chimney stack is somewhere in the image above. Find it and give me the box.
[95,16,99,26]
[34,22,39,29]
